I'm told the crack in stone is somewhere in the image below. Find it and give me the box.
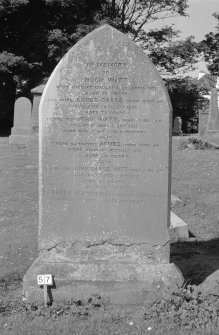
[43,239,170,252]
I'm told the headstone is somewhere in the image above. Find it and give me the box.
[208,88,219,130]
[9,97,32,144]
[31,84,45,133]
[199,109,209,137]
[23,24,182,304]
[172,116,183,136]
[205,88,219,145]
[27,85,45,166]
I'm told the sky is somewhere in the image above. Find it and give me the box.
[147,0,219,77]
[171,0,218,41]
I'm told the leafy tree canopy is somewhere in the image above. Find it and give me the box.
[0,0,200,89]
[99,0,200,75]
[0,0,201,128]
[200,12,219,76]
[0,0,103,90]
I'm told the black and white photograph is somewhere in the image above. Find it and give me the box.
[0,0,219,334]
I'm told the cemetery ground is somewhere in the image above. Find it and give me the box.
[0,136,219,334]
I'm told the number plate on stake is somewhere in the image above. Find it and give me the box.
[37,274,53,286]
[37,275,45,285]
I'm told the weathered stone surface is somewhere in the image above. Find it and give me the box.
[39,24,172,251]
[23,24,182,304]
[205,88,219,145]
[23,255,182,305]
[208,88,219,131]
[9,97,32,145]
[31,85,45,133]
[199,110,209,137]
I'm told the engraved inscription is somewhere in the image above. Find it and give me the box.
[43,41,168,207]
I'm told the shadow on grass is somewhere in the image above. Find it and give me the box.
[0,271,23,286]
[171,237,219,285]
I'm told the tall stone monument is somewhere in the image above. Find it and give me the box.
[23,25,182,304]
[208,88,219,130]
[9,97,32,145]
[199,108,209,137]
[206,88,219,145]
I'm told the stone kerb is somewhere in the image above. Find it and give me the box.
[23,24,183,305]
[9,97,32,145]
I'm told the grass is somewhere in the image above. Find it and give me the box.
[171,136,219,240]
[0,135,219,334]
[0,284,219,334]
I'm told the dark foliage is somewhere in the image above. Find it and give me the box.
[166,77,209,133]
[200,12,219,76]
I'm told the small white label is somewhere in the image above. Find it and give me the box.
[37,274,53,285]
[37,275,45,285]
[44,274,53,285]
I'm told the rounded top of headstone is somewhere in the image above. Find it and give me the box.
[15,96,32,109]
[40,24,171,115]
[14,97,32,127]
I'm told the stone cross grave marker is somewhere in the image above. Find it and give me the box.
[23,24,182,304]
[9,97,32,144]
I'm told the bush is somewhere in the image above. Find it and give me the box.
[179,137,216,150]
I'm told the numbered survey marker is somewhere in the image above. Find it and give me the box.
[37,274,53,286]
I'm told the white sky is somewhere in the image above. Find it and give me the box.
[170,0,218,41]
[146,0,219,76]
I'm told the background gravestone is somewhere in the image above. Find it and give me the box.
[205,88,219,145]
[208,88,219,131]
[199,109,209,137]
[9,97,32,145]
[173,116,183,136]
[23,24,182,304]
[26,85,46,168]
[31,85,45,133]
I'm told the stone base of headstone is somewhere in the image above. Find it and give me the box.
[9,127,32,145]
[23,247,183,305]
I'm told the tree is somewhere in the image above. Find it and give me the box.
[0,0,104,129]
[166,77,209,133]
[0,0,200,129]
[99,0,188,39]
[98,0,200,75]
[201,13,219,76]
[0,0,103,89]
